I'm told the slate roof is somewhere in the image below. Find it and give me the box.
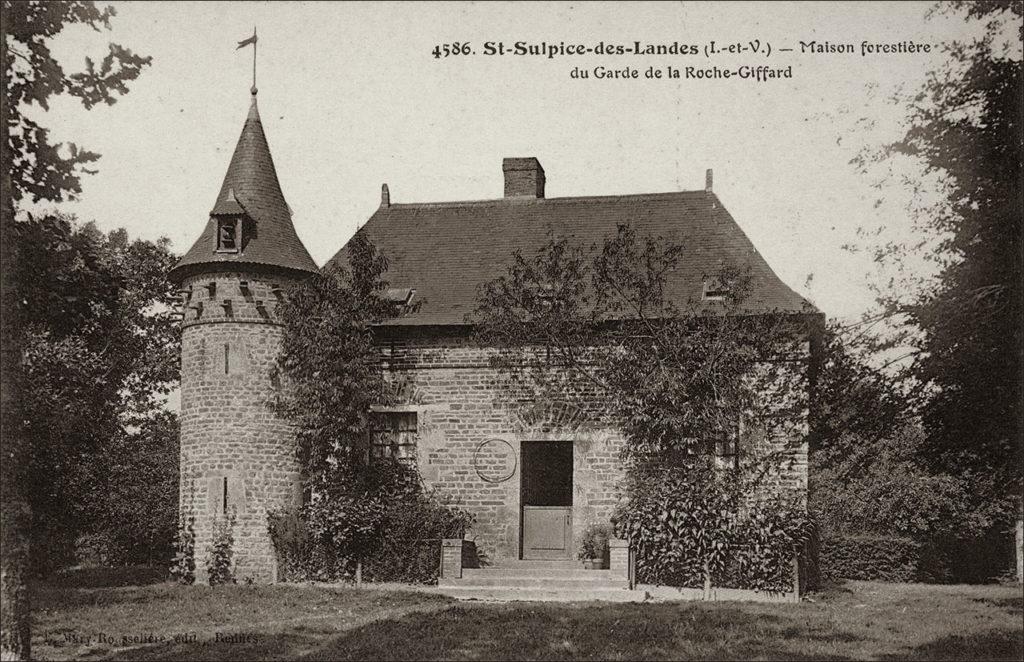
[169,94,318,282]
[327,190,816,326]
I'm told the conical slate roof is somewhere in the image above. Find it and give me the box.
[169,93,318,282]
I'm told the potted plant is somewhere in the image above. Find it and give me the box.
[577,523,611,569]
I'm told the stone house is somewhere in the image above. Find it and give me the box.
[170,91,820,583]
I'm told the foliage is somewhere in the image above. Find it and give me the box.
[578,523,612,562]
[814,532,1012,584]
[474,225,816,592]
[78,412,180,565]
[267,509,325,582]
[474,226,814,459]
[733,496,815,592]
[274,234,472,583]
[809,322,912,453]
[3,0,152,205]
[615,460,812,593]
[169,515,195,585]
[268,459,474,584]
[2,3,151,657]
[816,534,923,584]
[849,2,1022,520]
[9,214,180,574]
[275,232,411,484]
[812,423,1003,541]
[810,316,1014,580]
[206,513,236,586]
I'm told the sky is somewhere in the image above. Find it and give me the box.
[30,0,1011,323]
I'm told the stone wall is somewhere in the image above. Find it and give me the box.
[178,271,302,583]
[176,268,812,576]
[378,328,810,564]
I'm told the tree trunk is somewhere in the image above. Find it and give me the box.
[0,500,31,662]
[1,163,31,658]
[1,12,31,644]
[702,559,712,601]
[1015,506,1022,585]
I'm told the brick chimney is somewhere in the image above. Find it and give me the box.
[503,157,545,198]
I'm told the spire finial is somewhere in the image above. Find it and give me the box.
[237,27,259,96]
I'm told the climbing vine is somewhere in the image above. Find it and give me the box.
[474,225,818,593]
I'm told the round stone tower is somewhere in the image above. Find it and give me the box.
[168,89,318,583]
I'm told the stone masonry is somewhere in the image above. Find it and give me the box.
[172,121,816,579]
[178,271,303,583]
[378,327,810,564]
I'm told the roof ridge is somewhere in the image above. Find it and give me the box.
[387,189,713,210]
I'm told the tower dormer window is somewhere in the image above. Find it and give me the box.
[216,217,242,253]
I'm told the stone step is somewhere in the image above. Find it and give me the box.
[435,585,649,603]
[439,575,627,589]
[493,559,583,568]
[463,567,613,578]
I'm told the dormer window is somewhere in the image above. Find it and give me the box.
[702,277,730,301]
[537,283,557,309]
[216,217,242,253]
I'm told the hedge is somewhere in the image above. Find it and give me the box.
[819,531,1014,584]
[819,534,923,582]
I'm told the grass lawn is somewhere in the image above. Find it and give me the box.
[31,568,1022,661]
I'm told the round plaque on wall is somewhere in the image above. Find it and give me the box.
[473,438,517,483]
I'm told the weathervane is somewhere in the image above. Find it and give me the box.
[237,27,258,95]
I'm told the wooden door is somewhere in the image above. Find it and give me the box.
[520,441,573,559]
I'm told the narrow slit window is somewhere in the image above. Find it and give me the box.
[222,476,229,514]
[224,343,230,374]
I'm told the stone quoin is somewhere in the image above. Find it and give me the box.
[171,89,820,582]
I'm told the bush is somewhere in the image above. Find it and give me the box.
[269,459,474,584]
[578,523,612,562]
[615,461,812,593]
[819,533,922,583]
[169,515,196,585]
[206,513,236,586]
[268,509,331,582]
[734,499,814,592]
[81,414,180,567]
[819,530,1015,584]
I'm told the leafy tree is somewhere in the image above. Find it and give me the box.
[2,2,151,656]
[850,1,1022,557]
[813,424,999,539]
[809,323,911,455]
[12,214,180,573]
[272,234,472,583]
[4,0,151,205]
[274,233,403,483]
[77,412,180,565]
[473,226,818,593]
